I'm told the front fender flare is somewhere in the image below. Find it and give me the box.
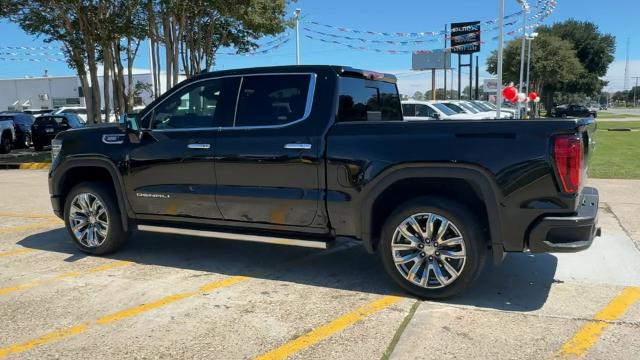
[50,156,131,231]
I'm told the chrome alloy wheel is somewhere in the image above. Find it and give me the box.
[68,193,109,248]
[391,213,466,289]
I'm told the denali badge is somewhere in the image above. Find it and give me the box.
[136,193,171,199]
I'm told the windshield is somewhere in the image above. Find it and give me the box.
[443,103,465,114]
[431,103,457,115]
[471,101,492,111]
[458,102,479,113]
[481,101,498,110]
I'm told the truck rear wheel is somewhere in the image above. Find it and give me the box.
[63,182,130,255]
[379,196,487,299]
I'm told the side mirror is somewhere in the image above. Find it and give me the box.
[118,113,140,131]
[433,113,441,120]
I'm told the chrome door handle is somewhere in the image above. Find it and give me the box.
[284,143,312,150]
[187,143,211,149]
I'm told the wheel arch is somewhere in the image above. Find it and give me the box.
[52,157,131,231]
[359,164,504,262]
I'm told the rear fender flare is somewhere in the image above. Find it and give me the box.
[359,164,504,261]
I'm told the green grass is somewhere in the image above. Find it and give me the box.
[589,121,640,179]
[597,112,640,119]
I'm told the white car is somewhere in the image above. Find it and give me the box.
[471,101,515,119]
[402,101,472,120]
[436,101,492,119]
[476,101,517,118]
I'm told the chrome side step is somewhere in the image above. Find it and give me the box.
[137,224,334,249]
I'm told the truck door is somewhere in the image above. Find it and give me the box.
[214,73,323,227]
[125,76,240,219]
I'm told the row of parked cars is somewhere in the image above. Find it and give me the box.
[402,100,516,120]
[0,107,86,154]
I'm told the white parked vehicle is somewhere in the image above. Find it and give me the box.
[437,101,492,119]
[402,100,473,120]
[469,101,514,119]
[474,101,517,118]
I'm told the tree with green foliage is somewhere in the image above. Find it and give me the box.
[2,0,291,122]
[487,19,615,113]
[412,91,424,100]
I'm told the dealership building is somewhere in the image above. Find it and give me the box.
[0,68,175,112]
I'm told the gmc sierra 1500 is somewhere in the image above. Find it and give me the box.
[48,65,600,299]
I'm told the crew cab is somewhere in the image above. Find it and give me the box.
[48,65,600,299]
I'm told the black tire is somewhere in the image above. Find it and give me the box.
[0,132,11,154]
[379,196,487,299]
[63,181,130,255]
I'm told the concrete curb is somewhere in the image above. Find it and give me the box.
[0,163,50,170]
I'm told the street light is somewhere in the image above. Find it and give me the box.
[294,8,301,65]
[496,0,505,119]
[516,0,530,118]
[525,32,538,117]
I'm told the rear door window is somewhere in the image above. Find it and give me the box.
[402,104,416,117]
[234,74,312,127]
[337,77,402,122]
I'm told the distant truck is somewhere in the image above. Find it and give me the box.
[48,65,600,299]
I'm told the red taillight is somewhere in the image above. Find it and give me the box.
[554,135,583,193]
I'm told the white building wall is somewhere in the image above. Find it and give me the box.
[0,71,182,112]
[0,76,82,111]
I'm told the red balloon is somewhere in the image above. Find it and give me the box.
[502,86,517,101]
[528,91,538,101]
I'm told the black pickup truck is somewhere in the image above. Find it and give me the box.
[48,65,599,299]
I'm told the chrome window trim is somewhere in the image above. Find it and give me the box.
[144,72,317,133]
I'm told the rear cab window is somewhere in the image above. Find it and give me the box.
[337,76,402,122]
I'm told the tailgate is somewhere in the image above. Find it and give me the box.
[577,118,597,176]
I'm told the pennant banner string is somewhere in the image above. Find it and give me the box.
[304,0,556,38]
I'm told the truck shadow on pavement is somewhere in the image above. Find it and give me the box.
[19,228,557,312]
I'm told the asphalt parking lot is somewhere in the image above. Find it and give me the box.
[1,170,639,359]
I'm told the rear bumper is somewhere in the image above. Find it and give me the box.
[528,187,600,253]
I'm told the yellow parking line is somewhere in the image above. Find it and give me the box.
[0,220,62,235]
[0,275,249,358]
[0,212,59,220]
[0,260,133,296]
[0,248,36,257]
[18,163,50,170]
[558,287,640,357]
[253,295,403,360]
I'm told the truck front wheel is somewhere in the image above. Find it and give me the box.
[379,197,487,299]
[63,182,130,255]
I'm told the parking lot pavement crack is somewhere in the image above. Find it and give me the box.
[381,299,420,360]
[600,202,639,252]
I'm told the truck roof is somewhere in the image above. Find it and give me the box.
[188,65,397,84]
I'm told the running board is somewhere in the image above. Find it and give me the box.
[137,224,334,249]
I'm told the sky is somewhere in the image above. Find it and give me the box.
[0,0,638,95]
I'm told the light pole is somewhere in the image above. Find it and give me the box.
[525,32,538,118]
[294,8,301,65]
[517,0,530,118]
[496,0,505,119]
